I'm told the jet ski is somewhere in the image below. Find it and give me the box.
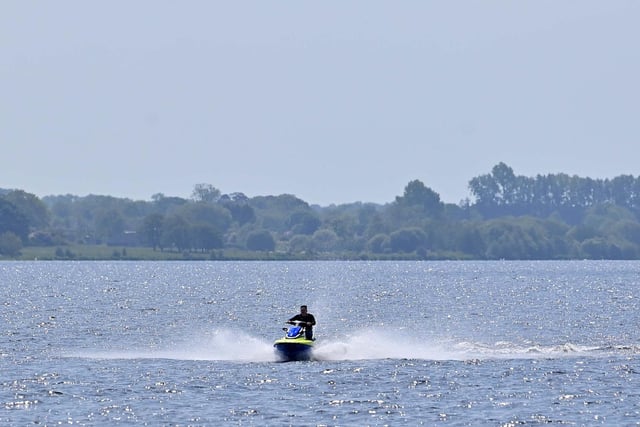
[273,321,315,362]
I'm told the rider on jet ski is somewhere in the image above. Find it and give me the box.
[287,305,316,340]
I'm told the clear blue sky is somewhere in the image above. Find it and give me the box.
[2,1,639,206]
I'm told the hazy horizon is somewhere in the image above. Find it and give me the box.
[3,2,639,205]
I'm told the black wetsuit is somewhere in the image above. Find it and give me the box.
[289,313,316,340]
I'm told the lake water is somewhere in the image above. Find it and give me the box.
[1,260,639,425]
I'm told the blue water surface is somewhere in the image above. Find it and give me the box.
[1,260,639,425]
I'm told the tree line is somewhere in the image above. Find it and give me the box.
[2,162,640,260]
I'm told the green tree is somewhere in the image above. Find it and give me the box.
[312,229,339,252]
[367,233,389,254]
[288,234,312,254]
[0,199,29,241]
[469,170,500,208]
[191,183,221,203]
[479,217,566,260]
[287,210,321,235]
[322,210,359,244]
[43,194,76,230]
[611,220,640,246]
[140,213,164,250]
[161,215,190,251]
[94,209,125,243]
[389,227,427,253]
[190,223,223,252]
[580,237,619,259]
[364,212,387,239]
[250,194,310,233]
[453,222,485,257]
[609,175,635,207]
[176,203,232,233]
[150,194,189,214]
[3,190,50,229]
[246,229,275,251]
[225,203,256,226]
[0,231,22,256]
[491,162,518,205]
[395,180,444,218]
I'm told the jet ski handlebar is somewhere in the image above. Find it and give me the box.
[286,320,309,327]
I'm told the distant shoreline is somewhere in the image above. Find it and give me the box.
[3,244,449,262]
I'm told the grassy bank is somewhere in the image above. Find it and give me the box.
[3,245,469,261]
[7,245,322,261]
[11,245,194,261]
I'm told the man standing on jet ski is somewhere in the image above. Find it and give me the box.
[287,305,316,340]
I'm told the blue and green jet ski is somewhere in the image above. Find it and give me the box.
[273,321,314,362]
